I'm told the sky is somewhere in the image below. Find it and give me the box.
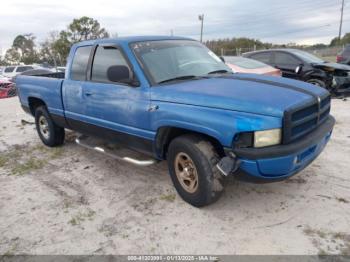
[0,0,349,55]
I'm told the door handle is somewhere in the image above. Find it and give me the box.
[85,92,94,96]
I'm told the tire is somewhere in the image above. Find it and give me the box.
[306,79,326,88]
[167,134,225,207]
[34,106,65,147]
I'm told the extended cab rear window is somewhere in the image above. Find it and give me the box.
[71,46,92,81]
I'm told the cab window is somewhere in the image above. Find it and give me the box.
[91,46,128,83]
[71,46,92,81]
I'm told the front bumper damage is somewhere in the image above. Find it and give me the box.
[332,74,350,94]
[218,116,335,183]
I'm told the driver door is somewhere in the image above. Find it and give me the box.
[80,44,152,154]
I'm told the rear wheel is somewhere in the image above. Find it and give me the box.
[35,106,65,147]
[167,134,225,207]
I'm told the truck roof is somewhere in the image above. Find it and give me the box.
[73,35,193,47]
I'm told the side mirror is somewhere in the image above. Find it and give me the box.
[295,65,303,74]
[107,65,132,84]
[219,56,225,63]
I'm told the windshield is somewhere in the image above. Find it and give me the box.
[289,49,325,63]
[131,40,231,84]
[224,56,267,69]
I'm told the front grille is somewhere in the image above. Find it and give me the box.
[283,94,331,144]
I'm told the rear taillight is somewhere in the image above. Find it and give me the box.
[336,55,343,62]
[0,89,7,98]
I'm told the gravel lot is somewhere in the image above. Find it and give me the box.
[0,97,349,255]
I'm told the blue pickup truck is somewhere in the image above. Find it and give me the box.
[16,36,335,207]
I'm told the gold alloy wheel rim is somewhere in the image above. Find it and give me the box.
[38,115,50,140]
[174,152,199,194]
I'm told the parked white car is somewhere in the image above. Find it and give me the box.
[2,65,39,78]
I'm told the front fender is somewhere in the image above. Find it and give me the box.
[302,68,331,82]
[151,102,282,147]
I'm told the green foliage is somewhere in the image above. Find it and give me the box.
[39,31,69,66]
[0,55,6,66]
[11,34,39,64]
[3,16,109,66]
[67,16,109,42]
[40,17,109,65]
[342,33,350,45]
[4,48,21,64]
[205,37,273,55]
[330,33,350,47]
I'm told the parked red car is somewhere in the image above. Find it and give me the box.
[224,56,282,76]
[0,79,17,99]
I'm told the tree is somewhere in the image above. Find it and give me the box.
[10,34,39,64]
[39,17,109,65]
[66,16,109,43]
[329,37,339,47]
[40,31,68,66]
[4,48,21,64]
[205,37,272,55]
[341,33,350,45]
[329,33,350,46]
[0,55,6,66]
[52,31,72,65]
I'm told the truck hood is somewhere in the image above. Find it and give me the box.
[151,73,328,117]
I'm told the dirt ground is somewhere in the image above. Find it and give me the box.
[0,97,349,255]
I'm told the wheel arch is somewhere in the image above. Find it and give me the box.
[28,97,47,116]
[155,126,225,160]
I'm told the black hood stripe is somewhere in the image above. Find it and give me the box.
[226,75,323,99]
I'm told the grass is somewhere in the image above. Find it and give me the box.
[0,155,7,168]
[0,143,65,176]
[2,243,18,256]
[11,158,47,176]
[68,209,96,226]
[159,193,176,202]
[303,227,350,255]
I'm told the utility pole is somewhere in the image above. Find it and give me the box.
[339,0,345,43]
[198,14,204,43]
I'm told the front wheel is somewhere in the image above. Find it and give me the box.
[306,79,326,88]
[167,134,225,207]
[35,106,65,147]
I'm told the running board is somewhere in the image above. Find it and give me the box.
[75,135,157,166]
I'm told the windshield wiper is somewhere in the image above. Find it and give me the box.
[207,69,231,75]
[158,75,200,84]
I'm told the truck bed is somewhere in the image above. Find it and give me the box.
[16,75,65,117]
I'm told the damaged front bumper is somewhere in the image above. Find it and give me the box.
[219,115,335,183]
[332,74,350,93]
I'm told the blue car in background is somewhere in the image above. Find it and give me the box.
[16,36,334,207]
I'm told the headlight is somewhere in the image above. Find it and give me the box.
[254,128,282,148]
